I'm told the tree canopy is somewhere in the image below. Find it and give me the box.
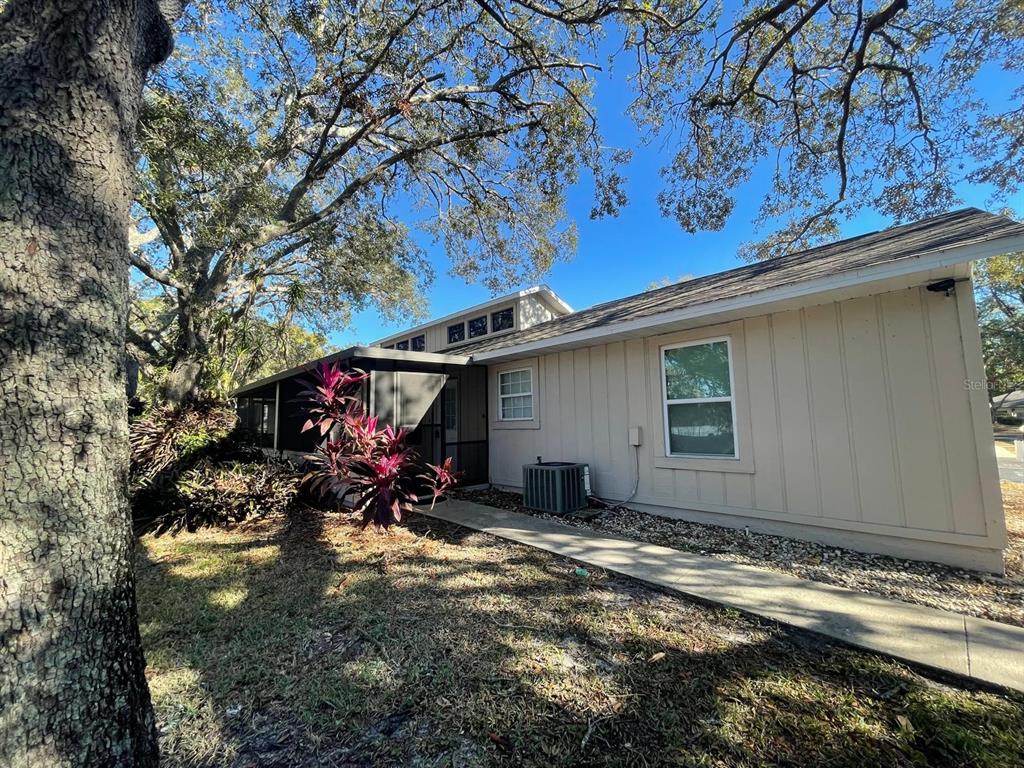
[976,252,1024,404]
[129,0,1024,401]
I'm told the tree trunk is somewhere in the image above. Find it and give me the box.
[162,353,206,406]
[160,293,212,405]
[0,1,176,765]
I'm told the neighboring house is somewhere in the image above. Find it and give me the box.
[232,208,1024,572]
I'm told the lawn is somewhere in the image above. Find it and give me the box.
[138,508,1024,767]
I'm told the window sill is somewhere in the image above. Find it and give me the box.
[491,418,541,430]
[653,454,755,474]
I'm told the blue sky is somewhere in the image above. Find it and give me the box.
[335,54,1023,349]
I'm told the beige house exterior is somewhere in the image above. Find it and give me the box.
[238,209,1024,573]
[407,209,1024,572]
[482,281,1004,571]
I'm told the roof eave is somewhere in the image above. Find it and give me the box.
[230,345,471,397]
[469,233,1024,363]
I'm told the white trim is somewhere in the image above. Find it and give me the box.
[471,234,1024,362]
[659,336,739,461]
[497,367,534,421]
[373,285,571,346]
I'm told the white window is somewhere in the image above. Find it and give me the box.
[498,368,533,421]
[661,338,736,458]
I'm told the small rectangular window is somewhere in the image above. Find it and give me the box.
[468,316,488,338]
[498,368,533,421]
[662,338,736,457]
[448,323,465,344]
[395,340,409,350]
[411,334,426,352]
[491,307,514,332]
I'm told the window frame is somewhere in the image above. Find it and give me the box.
[411,334,426,352]
[394,339,409,351]
[497,367,534,422]
[660,336,739,461]
[468,315,488,338]
[447,322,466,345]
[490,306,514,333]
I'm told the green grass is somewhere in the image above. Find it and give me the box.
[137,508,1024,767]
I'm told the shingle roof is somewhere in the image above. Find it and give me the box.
[455,208,1024,356]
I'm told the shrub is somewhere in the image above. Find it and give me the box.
[298,362,458,527]
[138,458,299,536]
[130,399,298,534]
[130,400,244,487]
[995,415,1023,427]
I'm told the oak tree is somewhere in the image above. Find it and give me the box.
[133,1,1023,403]
[0,0,182,764]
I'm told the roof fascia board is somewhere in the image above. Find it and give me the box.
[231,345,471,396]
[471,234,1024,362]
[535,284,573,314]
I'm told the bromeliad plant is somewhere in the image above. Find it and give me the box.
[298,362,458,527]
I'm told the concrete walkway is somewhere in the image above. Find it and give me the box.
[421,498,1024,693]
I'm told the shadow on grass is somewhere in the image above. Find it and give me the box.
[136,508,1024,768]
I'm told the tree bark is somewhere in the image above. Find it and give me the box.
[162,354,206,405]
[161,298,210,404]
[0,1,177,765]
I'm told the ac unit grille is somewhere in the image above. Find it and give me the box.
[523,462,588,514]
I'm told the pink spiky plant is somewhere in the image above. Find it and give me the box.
[298,362,458,527]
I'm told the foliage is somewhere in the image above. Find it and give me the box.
[976,252,1024,403]
[130,400,241,487]
[142,459,299,536]
[298,362,458,527]
[130,400,300,534]
[208,316,330,400]
[639,0,1024,260]
[128,0,1024,400]
[129,294,330,403]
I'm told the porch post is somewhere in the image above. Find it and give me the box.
[273,381,280,452]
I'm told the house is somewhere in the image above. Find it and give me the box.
[232,208,1024,572]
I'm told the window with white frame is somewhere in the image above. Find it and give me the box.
[498,368,533,421]
[468,315,488,338]
[661,338,736,458]
[491,306,514,332]
[447,323,465,344]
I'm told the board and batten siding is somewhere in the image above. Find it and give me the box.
[488,283,1006,571]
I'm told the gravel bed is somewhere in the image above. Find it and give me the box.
[453,482,1024,628]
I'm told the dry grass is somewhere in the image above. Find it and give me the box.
[1002,481,1024,577]
[138,508,1024,767]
